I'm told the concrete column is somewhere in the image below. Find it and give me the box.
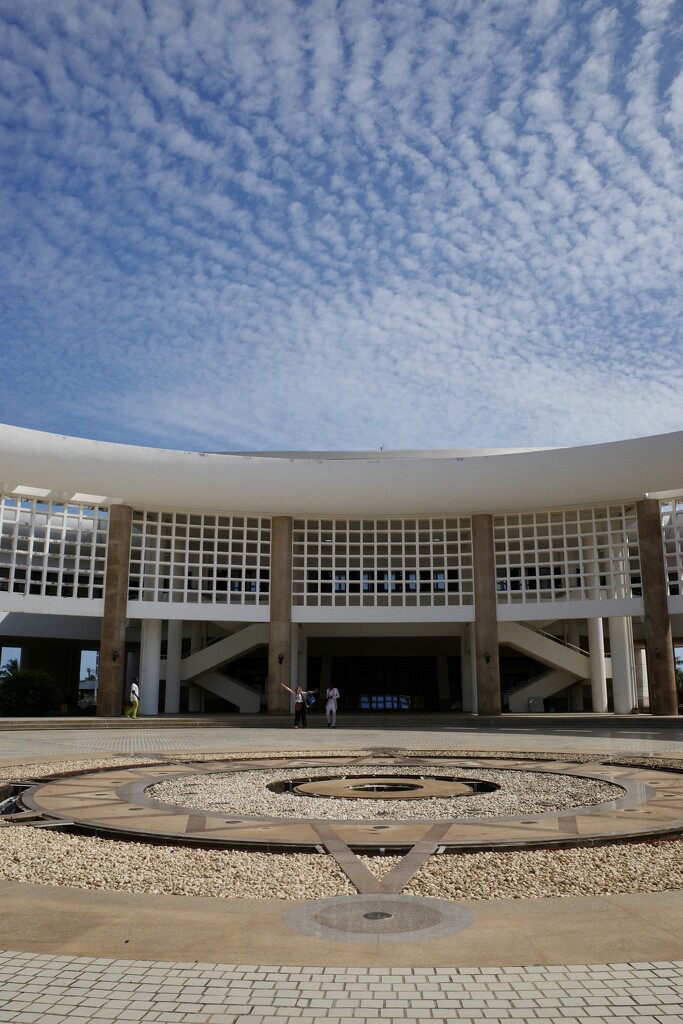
[290,623,307,691]
[139,618,162,715]
[187,621,203,655]
[635,647,650,709]
[567,620,582,651]
[636,499,678,715]
[164,619,183,714]
[436,654,450,709]
[98,504,133,717]
[320,656,332,692]
[588,618,608,713]
[460,624,477,713]
[569,682,584,711]
[608,616,637,714]
[472,514,501,715]
[268,516,293,714]
[185,621,203,712]
[188,683,202,713]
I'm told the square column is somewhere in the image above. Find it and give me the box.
[268,515,293,714]
[97,504,132,717]
[164,619,183,714]
[139,618,162,716]
[460,624,477,713]
[636,499,678,715]
[472,514,501,715]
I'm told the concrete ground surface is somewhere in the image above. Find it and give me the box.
[1,716,683,1023]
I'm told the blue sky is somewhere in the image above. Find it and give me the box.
[0,0,681,453]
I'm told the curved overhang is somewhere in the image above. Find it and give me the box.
[1,423,683,516]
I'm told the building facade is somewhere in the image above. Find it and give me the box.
[0,424,681,718]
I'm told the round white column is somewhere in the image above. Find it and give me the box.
[139,618,162,716]
[164,619,183,714]
[635,647,650,709]
[588,618,608,713]
[609,616,637,715]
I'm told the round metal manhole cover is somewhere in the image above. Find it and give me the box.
[283,894,476,944]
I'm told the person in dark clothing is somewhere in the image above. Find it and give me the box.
[281,682,317,728]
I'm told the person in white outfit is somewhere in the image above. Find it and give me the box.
[326,686,340,728]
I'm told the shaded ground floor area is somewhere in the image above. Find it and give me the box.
[1,612,682,718]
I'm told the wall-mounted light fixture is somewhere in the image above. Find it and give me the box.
[112,650,120,663]
[484,652,491,664]
[655,648,661,660]
[277,653,285,665]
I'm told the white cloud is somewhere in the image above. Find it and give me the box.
[0,0,680,454]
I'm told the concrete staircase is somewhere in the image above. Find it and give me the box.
[180,623,269,680]
[192,670,262,713]
[499,622,591,711]
[180,623,269,713]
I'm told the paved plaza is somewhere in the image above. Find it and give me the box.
[1,718,683,1023]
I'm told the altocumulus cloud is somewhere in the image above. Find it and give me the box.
[0,0,681,452]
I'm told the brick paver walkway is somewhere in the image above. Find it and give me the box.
[1,952,682,1024]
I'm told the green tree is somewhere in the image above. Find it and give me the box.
[0,660,60,716]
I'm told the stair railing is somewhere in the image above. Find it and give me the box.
[518,622,588,656]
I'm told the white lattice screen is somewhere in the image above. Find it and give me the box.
[660,499,683,596]
[292,517,473,607]
[128,511,271,605]
[0,496,108,599]
[494,506,640,604]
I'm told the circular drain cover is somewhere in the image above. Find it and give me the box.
[283,894,475,944]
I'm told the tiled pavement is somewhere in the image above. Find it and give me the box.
[1,952,682,1024]
[1,721,683,1023]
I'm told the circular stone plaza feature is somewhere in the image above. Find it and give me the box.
[19,753,683,854]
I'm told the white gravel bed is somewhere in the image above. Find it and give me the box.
[403,840,683,900]
[1,751,681,902]
[0,826,354,899]
[147,765,624,821]
[1,824,682,900]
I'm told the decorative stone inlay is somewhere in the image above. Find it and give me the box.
[283,894,476,943]
[20,755,683,853]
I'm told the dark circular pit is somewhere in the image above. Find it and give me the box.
[350,782,422,793]
[267,774,499,801]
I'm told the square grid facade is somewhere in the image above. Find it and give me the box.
[661,499,683,596]
[0,496,107,599]
[494,505,641,604]
[292,517,473,607]
[128,510,271,606]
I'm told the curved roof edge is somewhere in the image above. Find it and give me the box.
[213,446,559,459]
[1,423,682,516]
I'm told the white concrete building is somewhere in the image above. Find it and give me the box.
[0,423,681,717]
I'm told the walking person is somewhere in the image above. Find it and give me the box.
[281,683,317,728]
[325,685,340,728]
[124,677,140,719]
